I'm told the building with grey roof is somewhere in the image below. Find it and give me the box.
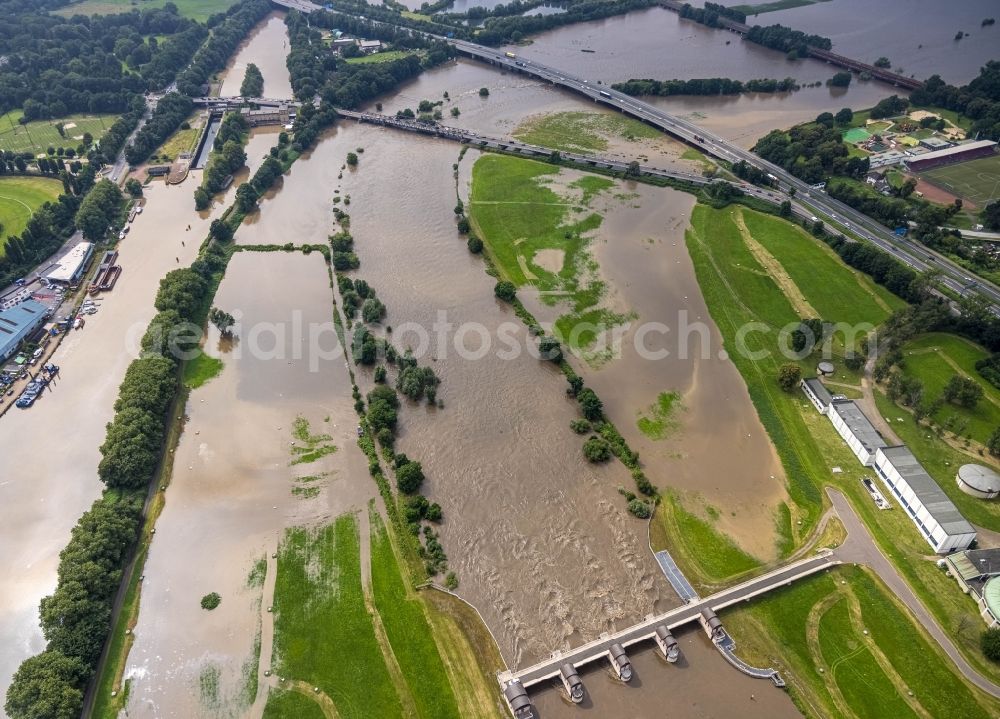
[874,445,976,553]
[0,299,48,362]
[957,464,1000,500]
[801,377,832,413]
[828,398,888,466]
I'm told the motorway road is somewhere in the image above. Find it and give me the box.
[449,40,1000,310]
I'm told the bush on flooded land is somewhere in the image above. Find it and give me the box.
[538,335,563,362]
[494,280,516,302]
[583,436,611,463]
[577,388,603,422]
[628,498,652,519]
[333,251,360,271]
[366,385,400,436]
[200,592,221,610]
[570,419,592,434]
[374,365,387,384]
[396,460,425,494]
[421,526,447,575]
[362,297,386,324]
[467,235,483,254]
[456,216,470,234]
[331,231,354,253]
[376,427,394,449]
[352,325,378,365]
[397,359,440,402]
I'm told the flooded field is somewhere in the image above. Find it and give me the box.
[219,12,293,99]
[0,176,235,708]
[123,251,371,718]
[530,628,798,719]
[461,164,788,561]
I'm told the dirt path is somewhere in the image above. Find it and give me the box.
[804,593,859,719]
[732,208,818,319]
[249,547,278,718]
[843,591,934,719]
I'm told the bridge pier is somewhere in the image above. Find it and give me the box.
[608,643,633,682]
[559,663,585,703]
[502,678,535,718]
[699,608,726,642]
[654,625,681,663]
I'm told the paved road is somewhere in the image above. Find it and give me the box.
[828,487,1000,700]
[447,40,1000,312]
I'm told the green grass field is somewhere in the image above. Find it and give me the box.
[153,114,200,161]
[469,154,630,355]
[921,154,1000,206]
[369,510,461,719]
[513,110,661,154]
[723,565,995,719]
[268,515,404,719]
[896,332,1000,445]
[0,176,64,255]
[262,689,326,719]
[0,109,119,155]
[53,0,237,22]
[345,51,416,65]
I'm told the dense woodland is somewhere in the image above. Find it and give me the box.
[613,76,799,96]
[0,3,204,119]
[124,92,193,165]
[911,61,1000,140]
[753,116,870,184]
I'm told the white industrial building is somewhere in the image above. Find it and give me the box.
[873,446,976,553]
[44,241,94,286]
[802,378,976,554]
[827,398,887,467]
[801,377,833,413]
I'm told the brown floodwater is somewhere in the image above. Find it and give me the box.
[530,627,799,719]
[219,12,293,99]
[466,165,788,561]
[123,252,371,718]
[0,175,242,710]
[751,0,999,85]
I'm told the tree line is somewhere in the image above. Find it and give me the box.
[0,4,203,120]
[911,61,1000,141]
[175,0,273,96]
[194,111,248,209]
[476,0,655,45]
[745,22,832,57]
[75,178,124,240]
[613,76,799,97]
[124,92,194,166]
[677,2,746,27]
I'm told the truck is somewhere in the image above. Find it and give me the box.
[504,51,516,59]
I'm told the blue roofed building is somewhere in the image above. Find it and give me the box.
[0,299,49,362]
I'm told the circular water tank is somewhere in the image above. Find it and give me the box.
[957,464,1000,499]
[817,361,835,376]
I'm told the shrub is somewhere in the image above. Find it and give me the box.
[425,503,443,522]
[982,627,1000,661]
[362,297,386,323]
[577,388,603,421]
[467,236,483,254]
[376,427,394,448]
[444,572,459,590]
[494,280,516,302]
[397,461,425,494]
[538,336,562,362]
[457,216,470,234]
[777,363,802,392]
[346,151,358,166]
[628,499,652,519]
[479,87,489,97]
[583,437,612,462]
[200,592,221,610]
[570,419,592,434]
[374,365,387,383]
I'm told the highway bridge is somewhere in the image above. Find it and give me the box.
[447,40,1000,311]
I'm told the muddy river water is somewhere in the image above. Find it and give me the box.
[1,3,977,715]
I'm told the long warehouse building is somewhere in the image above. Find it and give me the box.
[802,379,975,553]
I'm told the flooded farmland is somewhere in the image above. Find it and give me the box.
[122,251,371,718]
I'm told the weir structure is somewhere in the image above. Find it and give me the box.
[496,551,835,715]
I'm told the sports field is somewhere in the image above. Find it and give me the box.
[921,154,1000,206]
[0,176,64,256]
[53,0,237,22]
[0,110,118,156]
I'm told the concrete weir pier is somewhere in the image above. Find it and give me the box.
[498,552,836,715]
